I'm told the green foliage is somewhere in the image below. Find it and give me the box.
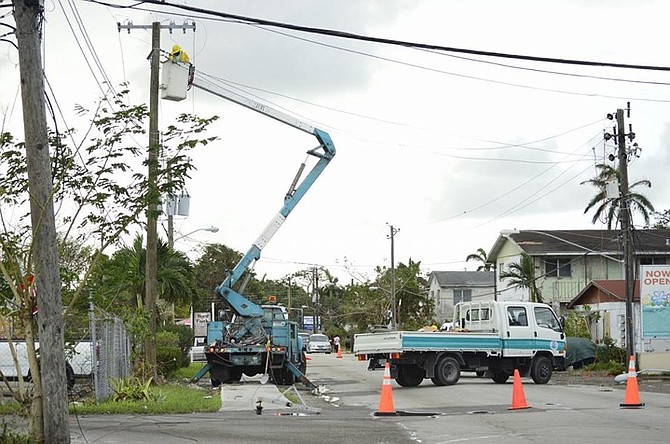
[339,259,432,332]
[581,360,626,376]
[71,383,220,414]
[562,309,594,338]
[581,163,654,229]
[595,338,626,366]
[156,331,184,376]
[192,243,246,311]
[170,362,209,381]
[0,423,33,444]
[465,248,492,271]
[91,235,198,314]
[160,324,195,367]
[110,376,158,402]
[652,209,670,229]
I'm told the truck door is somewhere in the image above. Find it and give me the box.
[503,305,534,357]
[532,305,565,355]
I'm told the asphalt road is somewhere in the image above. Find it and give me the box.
[4,353,670,443]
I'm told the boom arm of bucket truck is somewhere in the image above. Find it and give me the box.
[190,76,336,320]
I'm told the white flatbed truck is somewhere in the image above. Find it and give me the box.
[353,300,566,386]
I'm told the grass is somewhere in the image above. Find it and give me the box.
[1,363,220,417]
[172,361,209,381]
[70,383,220,414]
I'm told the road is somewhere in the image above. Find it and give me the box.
[63,352,670,443]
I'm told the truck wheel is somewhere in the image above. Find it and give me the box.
[210,364,230,386]
[491,371,509,384]
[230,369,243,382]
[531,356,553,384]
[396,365,425,387]
[299,353,307,375]
[274,368,295,386]
[431,356,460,386]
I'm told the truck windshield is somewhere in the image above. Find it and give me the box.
[534,306,562,332]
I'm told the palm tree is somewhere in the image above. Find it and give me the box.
[499,253,543,303]
[465,248,492,271]
[98,235,197,310]
[581,163,654,230]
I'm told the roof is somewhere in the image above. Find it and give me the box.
[488,229,670,262]
[430,271,494,288]
[567,279,641,308]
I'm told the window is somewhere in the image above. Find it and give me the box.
[544,257,572,278]
[454,289,472,304]
[465,308,491,321]
[507,306,528,327]
[639,257,668,265]
[534,306,562,332]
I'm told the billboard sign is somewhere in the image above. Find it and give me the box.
[640,265,670,338]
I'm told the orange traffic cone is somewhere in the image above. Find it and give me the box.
[374,362,396,416]
[620,355,645,408]
[508,369,531,410]
[336,345,343,359]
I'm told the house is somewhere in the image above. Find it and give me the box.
[568,278,670,371]
[427,271,494,323]
[486,229,670,311]
[566,279,640,348]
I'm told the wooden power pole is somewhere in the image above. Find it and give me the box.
[118,20,195,376]
[13,1,70,442]
[615,106,637,359]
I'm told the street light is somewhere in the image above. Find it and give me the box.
[172,226,219,246]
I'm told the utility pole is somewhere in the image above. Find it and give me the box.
[118,20,195,376]
[13,1,70,441]
[313,267,319,332]
[614,105,637,359]
[387,224,400,329]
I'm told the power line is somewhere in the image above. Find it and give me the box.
[92,0,670,73]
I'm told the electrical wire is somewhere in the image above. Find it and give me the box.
[92,0,670,72]
[80,1,670,104]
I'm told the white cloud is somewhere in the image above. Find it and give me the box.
[3,0,670,284]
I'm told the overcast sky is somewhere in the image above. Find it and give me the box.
[3,1,670,284]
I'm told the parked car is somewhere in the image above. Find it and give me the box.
[307,333,332,354]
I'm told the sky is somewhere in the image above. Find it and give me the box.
[2,0,670,285]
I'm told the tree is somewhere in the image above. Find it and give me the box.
[581,163,654,229]
[91,235,197,313]
[499,253,543,303]
[337,259,433,333]
[193,243,255,311]
[652,209,670,229]
[0,85,216,440]
[466,248,492,271]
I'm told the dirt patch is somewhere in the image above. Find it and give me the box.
[551,370,670,394]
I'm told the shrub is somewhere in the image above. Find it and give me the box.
[0,422,33,444]
[595,337,626,366]
[110,376,158,402]
[160,324,194,368]
[156,331,182,376]
[562,308,598,338]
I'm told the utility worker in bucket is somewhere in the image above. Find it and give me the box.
[169,44,190,63]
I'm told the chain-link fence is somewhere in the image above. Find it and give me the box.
[89,303,131,403]
[0,303,130,403]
